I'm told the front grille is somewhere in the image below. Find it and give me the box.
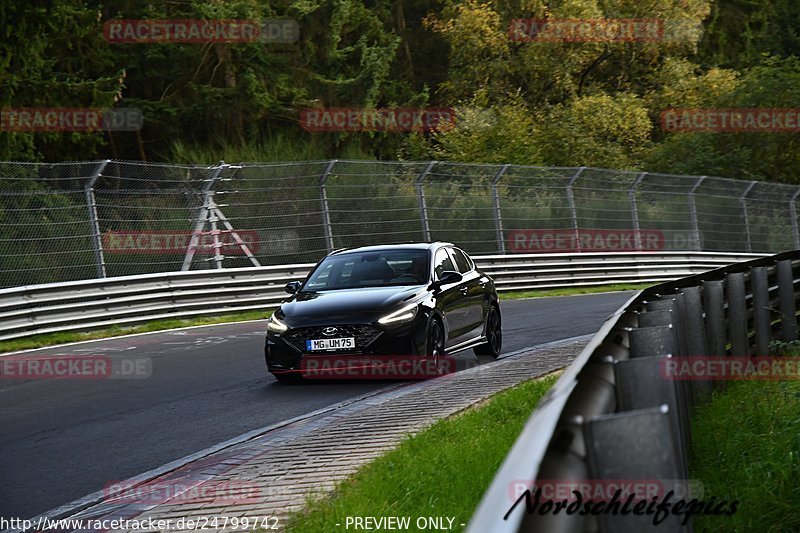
[283,324,382,353]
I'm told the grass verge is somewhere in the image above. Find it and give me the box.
[0,309,273,353]
[690,374,800,531]
[283,372,560,532]
[498,283,651,300]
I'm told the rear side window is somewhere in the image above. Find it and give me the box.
[433,248,456,280]
[451,248,473,273]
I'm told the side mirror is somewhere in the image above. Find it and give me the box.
[431,271,462,291]
[285,281,302,294]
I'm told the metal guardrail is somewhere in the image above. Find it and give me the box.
[468,250,799,533]
[0,252,762,341]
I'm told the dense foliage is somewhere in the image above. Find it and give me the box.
[1,0,798,183]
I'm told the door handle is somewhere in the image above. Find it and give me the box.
[460,286,469,295]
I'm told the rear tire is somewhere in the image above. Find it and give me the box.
[474,305,502,358]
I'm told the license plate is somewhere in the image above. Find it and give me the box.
[306,337,356,351]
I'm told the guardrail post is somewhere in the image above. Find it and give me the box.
[636,303,694,437]
[751,266,771,355]
[740,181,757,253]
[680,286,712,399]
[703,279,729,392]
[492,164,509,254]
[688,176,705,251]
[726,272,749,356]
[567,167,584,252]
[629,172,646,250]
[777,260,798,342]
[416,161,436,242]
[702,280,726,358]
[790,188,800,250]
[614,355,689,477]
[85,159,110,278]
[629,324,675,358]
[644,296,695,415]
[647,297,688,357]
[319,160,337,252]
[680,287,707,355]
[584,406,688,532]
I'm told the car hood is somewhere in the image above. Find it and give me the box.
[280,285,426,324]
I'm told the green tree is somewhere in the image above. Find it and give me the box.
[0,1,123,161]
[646,56,800,183]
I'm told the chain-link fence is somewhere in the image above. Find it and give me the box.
[1,159,797,288]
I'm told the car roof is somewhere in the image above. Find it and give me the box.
[329,242,453,256]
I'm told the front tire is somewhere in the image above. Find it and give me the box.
[425,319,447,375]
[474,305,502,358]
[272,371,303,383]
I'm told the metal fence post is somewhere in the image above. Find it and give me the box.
[319,159,337,252]
[182,162,226,271]
[567,167,585,252]
[688,176,705,251]
[740,181,757,253]
[492,164,510,254]
[85,159,110,278]
[416,161,436,242]
[790,188,800,250]
[629,172,647,250]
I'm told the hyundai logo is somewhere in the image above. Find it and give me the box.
[322,327,339,336]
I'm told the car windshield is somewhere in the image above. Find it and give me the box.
[302,249,430,291]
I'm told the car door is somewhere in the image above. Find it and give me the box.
[432,247,470,346]
[448,247,484,338]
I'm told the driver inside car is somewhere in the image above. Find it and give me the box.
[408,256,427,280]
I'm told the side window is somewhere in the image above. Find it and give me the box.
[433,248,456,280]
[451,248,473,274]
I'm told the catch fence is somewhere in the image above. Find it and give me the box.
[1,159,797,288]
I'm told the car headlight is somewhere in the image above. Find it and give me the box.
[378,303,418,325]
[267,312,288,333]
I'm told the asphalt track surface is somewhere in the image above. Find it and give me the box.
[0,291,632,521]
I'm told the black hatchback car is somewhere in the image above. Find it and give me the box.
[265,242,501,381]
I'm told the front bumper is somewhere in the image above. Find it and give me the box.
[265,317,428,375]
